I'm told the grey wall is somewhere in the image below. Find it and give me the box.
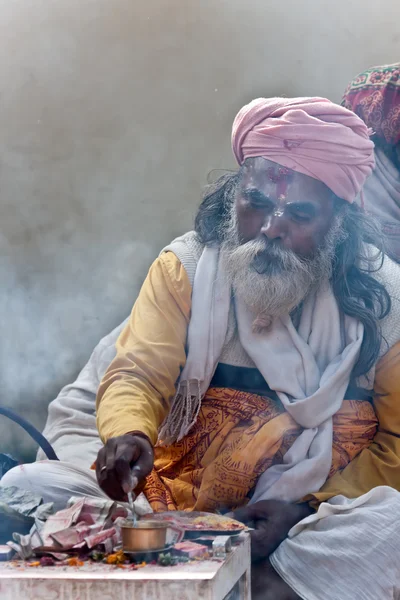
[1,0,400,460]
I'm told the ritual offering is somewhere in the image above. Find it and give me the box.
[142,511,247,537]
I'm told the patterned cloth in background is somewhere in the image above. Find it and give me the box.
[342,63,400,145]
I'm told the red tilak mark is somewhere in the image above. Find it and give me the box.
[267,166,292,199]
[277,177,289,199]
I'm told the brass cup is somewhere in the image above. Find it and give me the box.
[121,520,168,552]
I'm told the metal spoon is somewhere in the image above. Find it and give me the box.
[127,490,137,527]
[126,466,141,527]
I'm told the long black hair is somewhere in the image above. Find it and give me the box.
[195,171,391,378]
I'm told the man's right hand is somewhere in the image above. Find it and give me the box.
[96,434,154,501]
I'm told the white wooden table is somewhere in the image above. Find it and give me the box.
[0,533,251,600]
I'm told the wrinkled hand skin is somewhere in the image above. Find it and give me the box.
[234,499,312,599]
[96,433,154,501]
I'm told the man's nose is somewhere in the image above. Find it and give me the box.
[260,213,288,241]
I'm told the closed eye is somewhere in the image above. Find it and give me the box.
[287,203,316,223]
[243,189,273,210]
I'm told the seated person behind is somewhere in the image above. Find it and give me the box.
[342,62,400,261]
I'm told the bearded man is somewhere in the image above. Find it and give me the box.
[3,97,400,599]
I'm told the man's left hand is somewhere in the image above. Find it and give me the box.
[233,499,313,561]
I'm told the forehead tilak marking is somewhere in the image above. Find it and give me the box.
[266,166,293,201]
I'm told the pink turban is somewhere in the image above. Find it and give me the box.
[231,97,375,203]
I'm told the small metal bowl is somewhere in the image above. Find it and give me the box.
[121,520,169,552]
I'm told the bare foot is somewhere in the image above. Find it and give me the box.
[251,560,301,600]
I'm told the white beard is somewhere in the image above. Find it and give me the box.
[221,209,345,328]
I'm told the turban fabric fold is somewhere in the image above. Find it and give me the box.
[231,97,375,203]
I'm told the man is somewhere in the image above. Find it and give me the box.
[4,97,400,599]
[342,63,400,262]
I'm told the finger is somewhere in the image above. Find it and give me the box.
[119,455,152,495]
[233,504,259,525]
[98,440,127,500]
[114,443,140,494]
[96,446,121,497]
[101,470,126,501]
[133,440,154,478]
[235,500,287,524]
[95,446,107,482]
[105,438,117,472]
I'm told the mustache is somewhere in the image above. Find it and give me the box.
[252,252,280,274]
[239,238,306,275]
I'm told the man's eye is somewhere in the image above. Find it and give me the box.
[290,211,312,223]
[247,198,273,211]
[288,205,315,223]
[249,200,267,209]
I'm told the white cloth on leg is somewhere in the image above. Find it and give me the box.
[0,460,152,514]
[270,486,400,600]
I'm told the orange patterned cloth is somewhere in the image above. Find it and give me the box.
[143,387,378,512]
